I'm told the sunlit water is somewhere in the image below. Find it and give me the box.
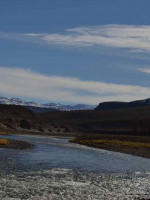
[0,134,150,200]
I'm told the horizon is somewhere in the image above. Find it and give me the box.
[0,95,97,106]
[1,0,150,104]
[1,94,150,107]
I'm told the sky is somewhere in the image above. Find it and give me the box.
[1,0,150,105]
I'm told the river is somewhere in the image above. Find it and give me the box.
[0,134,150,200]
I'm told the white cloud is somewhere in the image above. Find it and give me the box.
[138,68,150,74]
[0,66,150,104]
[1,25,150,51]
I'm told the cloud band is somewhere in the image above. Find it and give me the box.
[0,66,150,104]
[1,25,150,51]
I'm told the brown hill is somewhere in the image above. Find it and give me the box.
[41,105,150,136]
[1,104,150,136]
[0,104,72,135]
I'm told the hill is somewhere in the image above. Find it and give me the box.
[95,98,150,110]
[1,103,150,137]
[0,104,75,136]
[41,105,150,136]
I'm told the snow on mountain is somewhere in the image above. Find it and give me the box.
[44,103,96,111]
[0,96,45,108]
[0,97,11,105]
[0,96,96,111]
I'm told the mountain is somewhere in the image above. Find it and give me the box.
[44,103,96,111]
[95,98,150,110]
[0,97,44,107]
[0,96,96,112]
[1,99,150,137]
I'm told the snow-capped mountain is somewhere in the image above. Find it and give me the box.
[0,96,96,111]
[44,103,96,111]
[0,97,45,108]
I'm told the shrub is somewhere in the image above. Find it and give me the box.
[20,120,31,130]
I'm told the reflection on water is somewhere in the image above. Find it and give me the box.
[0,134,150,199]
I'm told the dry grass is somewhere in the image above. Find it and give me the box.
[70,135,150,158]
[71,139,150,149]
[0,138,34,149]
[0,138,11,145]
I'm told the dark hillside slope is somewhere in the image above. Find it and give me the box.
[0,104,38,132]
[1,104,150,136]
[26,106,58,113]
[0,104,63,135]
[0,104,35,119]
[41,105,150,135]
[95,98,150,111]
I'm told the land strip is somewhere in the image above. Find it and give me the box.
[70,134,150,158]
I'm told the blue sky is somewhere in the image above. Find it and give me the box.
[1,0,150,104]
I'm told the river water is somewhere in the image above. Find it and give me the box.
[0,134,150,200]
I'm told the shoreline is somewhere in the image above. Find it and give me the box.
[0,138,35,150]
[70,134,150,159]
[1,131,150,159]
[0,130,76,139]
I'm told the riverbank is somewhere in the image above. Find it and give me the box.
[70,134,150,159]
[1,130,150,158]
[0,138,35,149]
[0,134,150,200]
[0,129,78,138]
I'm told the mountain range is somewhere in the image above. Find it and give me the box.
[0,96,96,112]
[1,96,150,112]
[1,96,150,136]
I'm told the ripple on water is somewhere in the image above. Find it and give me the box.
[0,168,150,200]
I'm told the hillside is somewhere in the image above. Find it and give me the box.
[41,105,150,136]
[0,104,75,136]
[1,104,150,137]
[95,98,150,110]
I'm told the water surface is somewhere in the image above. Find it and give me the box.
[0,134,150,199]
